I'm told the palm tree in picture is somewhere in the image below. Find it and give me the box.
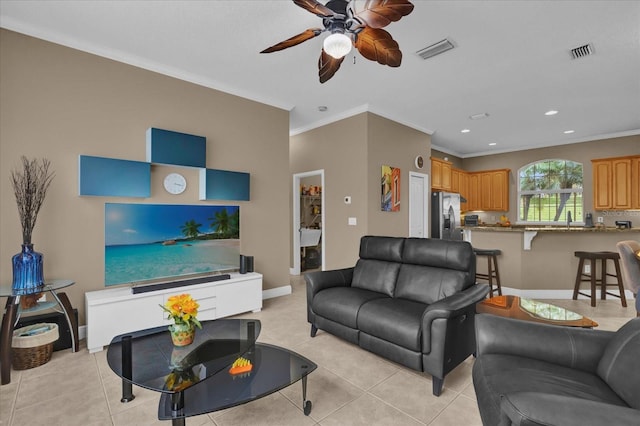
[180,219,202,239]
[209,209,230,237]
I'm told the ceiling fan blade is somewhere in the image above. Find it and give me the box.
[353,0,414,29]
[354,26,402,67]
[261,28,323,53]
[318,49,345,83]
[293,0,336,18]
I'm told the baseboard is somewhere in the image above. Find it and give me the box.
[262,285,292,300]
[501,287,635,300]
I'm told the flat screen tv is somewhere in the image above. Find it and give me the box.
[105,203,240,286]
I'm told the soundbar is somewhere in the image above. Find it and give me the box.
[132,274,231,294]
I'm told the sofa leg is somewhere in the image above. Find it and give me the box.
[432,377,444,396]
[310,324,318,337]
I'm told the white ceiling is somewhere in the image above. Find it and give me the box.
[2,1,639,157]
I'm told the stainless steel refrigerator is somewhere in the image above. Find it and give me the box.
[431,191,463,240]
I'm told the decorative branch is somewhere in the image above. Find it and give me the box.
[10,156,55,244]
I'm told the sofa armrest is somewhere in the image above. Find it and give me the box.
[305,267,353,306]
[422,284,489,324]
[475,314,614,373]
[501,392,639,426]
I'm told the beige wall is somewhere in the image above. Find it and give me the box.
[291,114,369,269]
[290,113,431,269]
[461,135,640,226]
[367,113,432,236]
[0,30,291,325]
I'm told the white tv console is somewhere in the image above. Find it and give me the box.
[85,272,262,353]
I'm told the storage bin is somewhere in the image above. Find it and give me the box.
[12,323,59,370]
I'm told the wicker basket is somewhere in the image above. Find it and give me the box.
[12,323,59,370]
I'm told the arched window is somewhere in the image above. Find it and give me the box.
[518,159,583,224]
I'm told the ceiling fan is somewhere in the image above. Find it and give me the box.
[260,0,415,83]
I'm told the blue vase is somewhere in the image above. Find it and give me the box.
[12,244,44,295]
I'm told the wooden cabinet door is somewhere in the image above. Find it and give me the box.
[490,170,509,211]
[468,173,480,211]
[593,160,612,210]
[480,172,492,210]
[459,171,469,211]
[451,168,460,193]
[612,158,632,209]
[633,157,640,209]
[431,159,442,190]
[441,162,452,191]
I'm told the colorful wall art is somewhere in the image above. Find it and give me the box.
[105,203,240,286]
[381,165,401,212]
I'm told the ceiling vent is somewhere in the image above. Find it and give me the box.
[416,38,455,60]
[570,43,594,59]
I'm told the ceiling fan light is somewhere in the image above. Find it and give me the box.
[323,33,352,59]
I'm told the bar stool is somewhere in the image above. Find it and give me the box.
[474,248,502,298]
[573,251,627,307]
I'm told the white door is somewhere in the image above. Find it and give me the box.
[409,172,429,238]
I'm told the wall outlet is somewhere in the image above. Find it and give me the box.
[584,264,591,274]
[348,217,357,226]
[597,216,604,223]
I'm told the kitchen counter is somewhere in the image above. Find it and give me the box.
[463,225,639,251]
[462,227,638,296]
[463,225,639,233]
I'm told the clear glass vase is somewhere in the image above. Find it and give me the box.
[12,243,44,295]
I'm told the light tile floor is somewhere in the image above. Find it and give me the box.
[1,276,636,426]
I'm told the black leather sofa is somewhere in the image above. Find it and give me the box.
[305,236,489,396]
[473,314,640,426]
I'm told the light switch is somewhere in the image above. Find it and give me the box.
[348,217,357,226]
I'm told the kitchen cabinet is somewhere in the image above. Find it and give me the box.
[467,173,480,211]
[633,156,640,209]
[431,157,452,191]
[592,155,637,210]
[465,169,509,212]
[451,168,460,193]
[431,158,509,212]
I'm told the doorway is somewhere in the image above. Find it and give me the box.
[409,172,429,238]
[292,170,325,275]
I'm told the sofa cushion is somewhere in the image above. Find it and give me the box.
[352,259,401,297]
[311,287,388,329]
[597,318,640,409]
[473,353,627,425]
[357,298,428,351]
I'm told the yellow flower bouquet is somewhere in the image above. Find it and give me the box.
[160,293,202,346]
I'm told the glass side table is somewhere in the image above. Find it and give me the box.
[0,279,79,385]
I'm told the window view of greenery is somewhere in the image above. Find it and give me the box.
[518,160,583,223]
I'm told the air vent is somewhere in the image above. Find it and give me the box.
[416,38,455,60]
[570,43,594,59]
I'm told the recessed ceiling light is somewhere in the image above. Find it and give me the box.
[564,130,575,134]
[469,113,489,120]
[461,129,470,133]
[545,110,559,116]
[488,143,497,146]
[318,106,328,112]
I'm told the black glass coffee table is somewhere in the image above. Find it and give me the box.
[107,319,316,425]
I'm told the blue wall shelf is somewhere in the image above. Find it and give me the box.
[146,127,206,168]
[199,169,250,201]
[78,155,151,197]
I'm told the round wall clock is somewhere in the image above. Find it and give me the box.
[163,173,187,194]
[415,155,425,169]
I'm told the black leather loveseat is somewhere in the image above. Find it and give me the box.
[305,236,489,395]
[473,314,640,426]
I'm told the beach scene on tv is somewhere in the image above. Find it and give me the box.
[105,203,240,286]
